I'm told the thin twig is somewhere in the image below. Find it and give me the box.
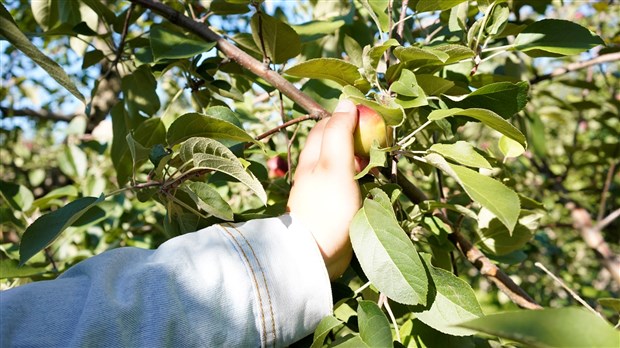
[597,161,617,222]
[396,0,410,43]
[534,262,603,319]
[379,293,401,343]
[103,4,135,80]
[595,207,620,232]
[254,114,316,142]
[286,123,302,184]
[354,281,373,297]
[397,120,432,147]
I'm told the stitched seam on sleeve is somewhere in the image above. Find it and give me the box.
[219,224,267,348]
[225,223,277,348]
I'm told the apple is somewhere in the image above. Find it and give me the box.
[353,104,389,157]
[267,155,288,178]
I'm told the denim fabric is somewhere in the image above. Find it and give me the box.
[1,215,332,347]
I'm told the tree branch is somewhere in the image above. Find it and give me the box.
[396,0,409,43]
[128,0,330,119]
[570,204,620,285]
[0,106,76,122]
[253,114,317,143]
[396,169,543,310]
[530,52,620,84]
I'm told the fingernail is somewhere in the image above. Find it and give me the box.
[334,99,356,113]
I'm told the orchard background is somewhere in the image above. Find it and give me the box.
[1,0,619,346]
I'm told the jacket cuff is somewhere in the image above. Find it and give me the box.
[219,214,333,347]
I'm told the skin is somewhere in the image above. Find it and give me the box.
[353,104,388,157]
[287,99,361,280]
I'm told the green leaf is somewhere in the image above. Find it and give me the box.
[292,19,345,41]
[514,19,605,57]
[428,108,527,148]
[393,46,449,69]
[166,112,257,146]
[400,319,476,348]
[359,0,389,32]
[81,0,116,23]
[285,58,368,91]
[31,186,79,210]
[111,109,166,186]
[484,2,510,36]
[358,301,393,348]
[31,0,58,31]
[416,0,469,12]
[20,195,105,265]
[58,144,88,180]
[354,145,387,179]
[82,49,105,69]
[122,65,160,120]
[350,197,429,305]
[431,44,475,65]
[362,39,399,82]
[204,106,243,128]
[182,181,234,221]
[126,133,151,170]
[0,4,85,102]
[446,82,529,119]
[344,35,363,67]
[311,316,343,348]
[180,138,267,204]
[425,153,520,232]
[250,12,301,64]
[110,103,132,186]
[333,335,368,347]
[0,181,34,211]
[416,74,455,96]
[598,298,620,312]
[1,258,48,279]
[459,307,620,348]
[150,24,217,62]
[478,219,533,255]
[342,90,405,126]
[429,141,492,169]
[210,0,251,15]
[498,135,525,159]
[414,255,484,336]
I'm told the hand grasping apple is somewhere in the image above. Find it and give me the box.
[287,99,389,280]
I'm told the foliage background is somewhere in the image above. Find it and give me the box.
[1,0,619,346]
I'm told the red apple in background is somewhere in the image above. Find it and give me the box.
[353,104,389,157]
[267,155,288,178]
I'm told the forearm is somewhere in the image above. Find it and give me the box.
[1,215,332,347]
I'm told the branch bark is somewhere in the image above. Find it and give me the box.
[0,106,76,122]
[396,169,543,310]
[570,204,620,285]
[530,52,620,84]
[128,0,330,119]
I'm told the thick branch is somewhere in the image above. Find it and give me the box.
[396,169,542,310]
[128,0,330,119]
[530,52,620,84]
[571,205,620,285]
[0,106,76,122]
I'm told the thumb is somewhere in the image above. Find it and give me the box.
[318,99,358,171]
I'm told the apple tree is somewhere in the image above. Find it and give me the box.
[1,0,619,346]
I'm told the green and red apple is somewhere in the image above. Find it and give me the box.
[353,104,389,157]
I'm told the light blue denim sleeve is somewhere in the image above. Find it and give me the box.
[0,214,333,347]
